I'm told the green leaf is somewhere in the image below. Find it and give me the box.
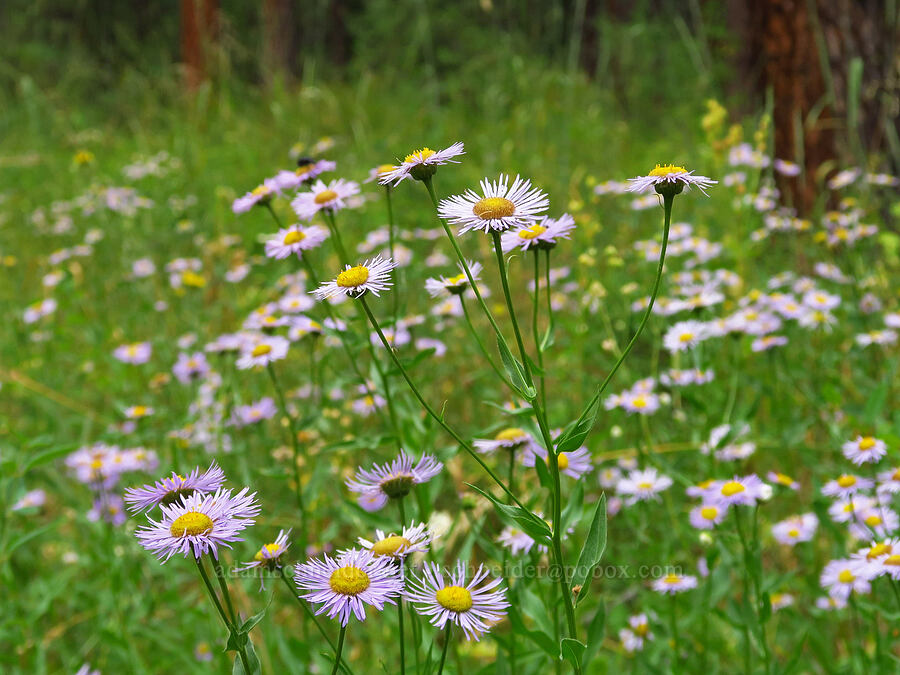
[533,452,553,490]
[240,591,273,633]
[232,639,262,675]
[571,493,607,604]
[507,598,557,657]
[559,637,586,669]
[4,519,60,557]
[555,396,601,454]
[22,442,80,473]
[466,483,551,542]
[496,337,536,400]
[561,481,585,531]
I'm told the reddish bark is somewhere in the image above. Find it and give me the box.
[181,0,219,89]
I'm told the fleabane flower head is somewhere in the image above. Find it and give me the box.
[522,444,593,480]
[236,529,292,589]
[626,164,717,197]
[264,224,329,259]
[820,558,873,599]
[346,450,443,511]
[378,142,465,185]
[424,261,483,298]
[236,335,290,370]
[771,513,819,545]
[616,467,674,505]
[233,181,276,214]
[135,487,260,562]
[291,178,360,221]
[294,548,404,625]
[124,462,226,513]
[357,521,434,560]
[312,256,397,300]
[473,427,537,455]
[500,213,576,253]
[652,573,698,594]
[842,435,887,465]
[438,174,549,234]
[405,560,509,641]
[711,475,770,507]
[271,159,336,191]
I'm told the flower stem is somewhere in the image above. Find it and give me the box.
[532,250,547,408]
[490,231,533,382]
[436,623,452,675]
[459,294,514,390]
[266,363,308,548]
[211,554,238,626]
[359,297,525,509]
[331,625,347,675]
[323,210,350,265]
[195,556,252,674]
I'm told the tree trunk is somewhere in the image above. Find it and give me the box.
[180,0,219,89]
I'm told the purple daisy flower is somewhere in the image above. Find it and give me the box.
[345,450,443,510]
[124,462,226,513]
[135,487,260,562]
[235,529,292,591]
[405,560,509,641]
[294,548,403,625]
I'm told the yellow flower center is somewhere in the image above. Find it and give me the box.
[252,185,271,197]
[473,197,516,220]
[837,475,857,488]
[495,428,527,443]
[775,473,794,486]
[314,189,338,205]
[700,507,719,521]
[637,481,653,490]
[251,344,272,357]
[131,405,148,417]
[634,622,649,637]
[720,481,745,497]
[370,535,412,557]
[865,514,882,527]
[283,230,306,245]
[858,437,877,451]
[631,396,647,408]
[254,543,282,562]
[518,224,547,240]
[404,148,436,163]
[435,586,473,612]
[182,271,206,288]
[556,453,570,471]
[837,569,855,584]
[336,265,370,288]
[663,574,681,585]
[648,164,687,177]
[679,332,694,343]
[90,459,104,470]
[893,469,900,481]
[867,543,891,560]
[329,565,371,595]
[445,273,467,287]
[376,164,396,175]
[170,511,214,537]
[787,529,799,538]
[884,555,900,566]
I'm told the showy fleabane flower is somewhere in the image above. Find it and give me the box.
[626,164,717,197]
[616,468,674,505]
[522,444,594,479]
[236,529,291,589]
[232,182,276,214]
[822,474,874,499]
[689,503,728,530]
[346,450,443,511]
[235,335,289,370]
[113,341,152,365]
[711,475,770,507]
[820,559,873,599]
[264,224,329,259]
[271,159,336,191]
[294,548,404,625]
[619,613,654,652]
[473,427,537,455]
[378,142,465,185]
[172,351,210,384]
[312,256,397,300]
[438,174,549,234]
[500,214,576,253]
[135,487,260,562]
[771,513,819,545]
[291,178,360,221]
[424,261,483,298]
[842,435,887,465]
[405,561,509,641]
[651,573,698,594]
[124,462,226,512]
[357,521,433,560]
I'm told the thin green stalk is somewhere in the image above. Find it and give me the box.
[331,625,347,675]
[459,294,514,390]
[422,177,508,345]
[323,210,351,265]
[670,594,680,673]
[195,557,252,673]
[436,623,452,675]
[278,570,352,674]
[532,250,547,408]
[266,364,308,548]
[359,297,525,509]
[491,231,533,382]
[211,554,238,626]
